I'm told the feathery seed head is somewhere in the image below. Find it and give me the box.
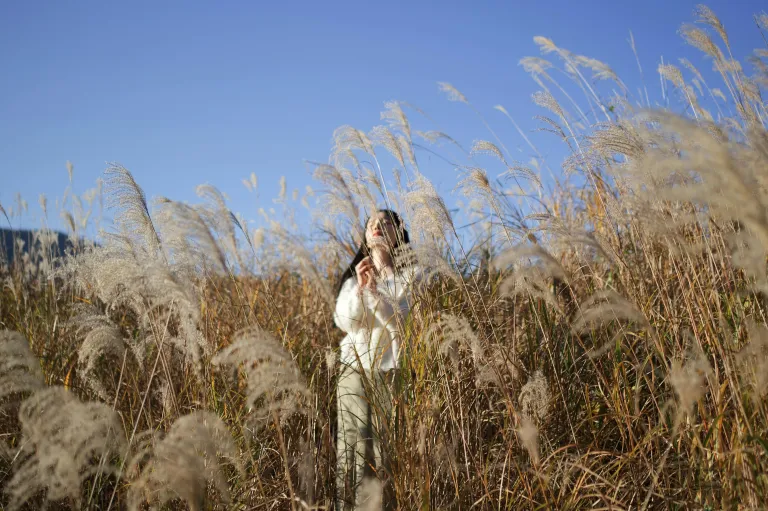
[332,125,375,165]
[416,130,465,153]
[457,167,493,200]
[516,415,540,466]
[38,194,47,218]
[437,82,468,103]
[398,133,417,169]
[403,174,454,242]
[532,91,565,121]
[493,244,567,309]
[212,327,311,425]
[370,125,406,168]
[669,348,713,429]
[60,210,76,236]
[679,57,705,84]
[533,36,559,55]
[105,164,162,257]
[427,314,483,372]
[575,55,622,85]
[519,371,550,423]
[519,56,553,76]
[311,162,362,224]
[70,306,127,400]
[758,13,768,30]
[658,63,686,89]
[381,100,412,141]
[0,330,44,402]
[680,24,724,61]
[7,387,126,510]
[156,199,229,274]
[127,411,239,511]
[736,322,768,400]
[694,5,729,49]
[471,140,509,167]
[572,290,649,334]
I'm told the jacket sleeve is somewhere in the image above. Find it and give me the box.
[333,277,379,334]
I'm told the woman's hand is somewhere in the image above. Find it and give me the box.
[355,256,377,292]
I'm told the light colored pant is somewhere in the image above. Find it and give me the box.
[336,364,394,510]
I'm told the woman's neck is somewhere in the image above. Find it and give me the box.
[371,247,394,277]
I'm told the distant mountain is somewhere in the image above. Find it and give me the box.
[0,228,77,265]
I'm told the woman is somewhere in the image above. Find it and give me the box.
[334,209,419,510]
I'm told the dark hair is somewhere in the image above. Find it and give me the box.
[335,209,410,296]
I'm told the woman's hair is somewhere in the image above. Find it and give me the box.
[335,209,410,296]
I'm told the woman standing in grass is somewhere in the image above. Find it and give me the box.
[333,209,418,510]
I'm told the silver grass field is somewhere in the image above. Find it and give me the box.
[2,5,768,510]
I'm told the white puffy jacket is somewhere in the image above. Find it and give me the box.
[333,266,422,371]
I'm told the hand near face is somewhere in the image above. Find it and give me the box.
[355,256,377,292]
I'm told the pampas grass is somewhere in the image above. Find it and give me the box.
[127,411,239,511]
[6,386,126,510]
[0,331,44,402]
[212,327,311,425]
[1,4,768,509]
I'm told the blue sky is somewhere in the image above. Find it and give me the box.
[1,0,765,236]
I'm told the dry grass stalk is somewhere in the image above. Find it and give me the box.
[2,5,768,508]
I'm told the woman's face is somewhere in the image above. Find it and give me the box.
[365,212,400,249]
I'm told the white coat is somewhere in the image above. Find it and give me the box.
[333,266,422,372]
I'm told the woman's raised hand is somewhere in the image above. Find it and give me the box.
[355,256,376,292]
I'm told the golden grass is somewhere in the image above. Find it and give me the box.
[1,5,768,510]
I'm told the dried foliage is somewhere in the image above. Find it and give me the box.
[1,5,768,510]
[6,387,126,510]
[127,411,239,511]
[69,305,127,399]
[212,327,311,425]
[0,331,44,402]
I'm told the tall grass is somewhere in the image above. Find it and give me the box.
[2,5,768,509]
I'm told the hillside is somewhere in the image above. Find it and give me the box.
[0,228,80,265]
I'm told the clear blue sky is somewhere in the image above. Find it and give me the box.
[1,0,765,235]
